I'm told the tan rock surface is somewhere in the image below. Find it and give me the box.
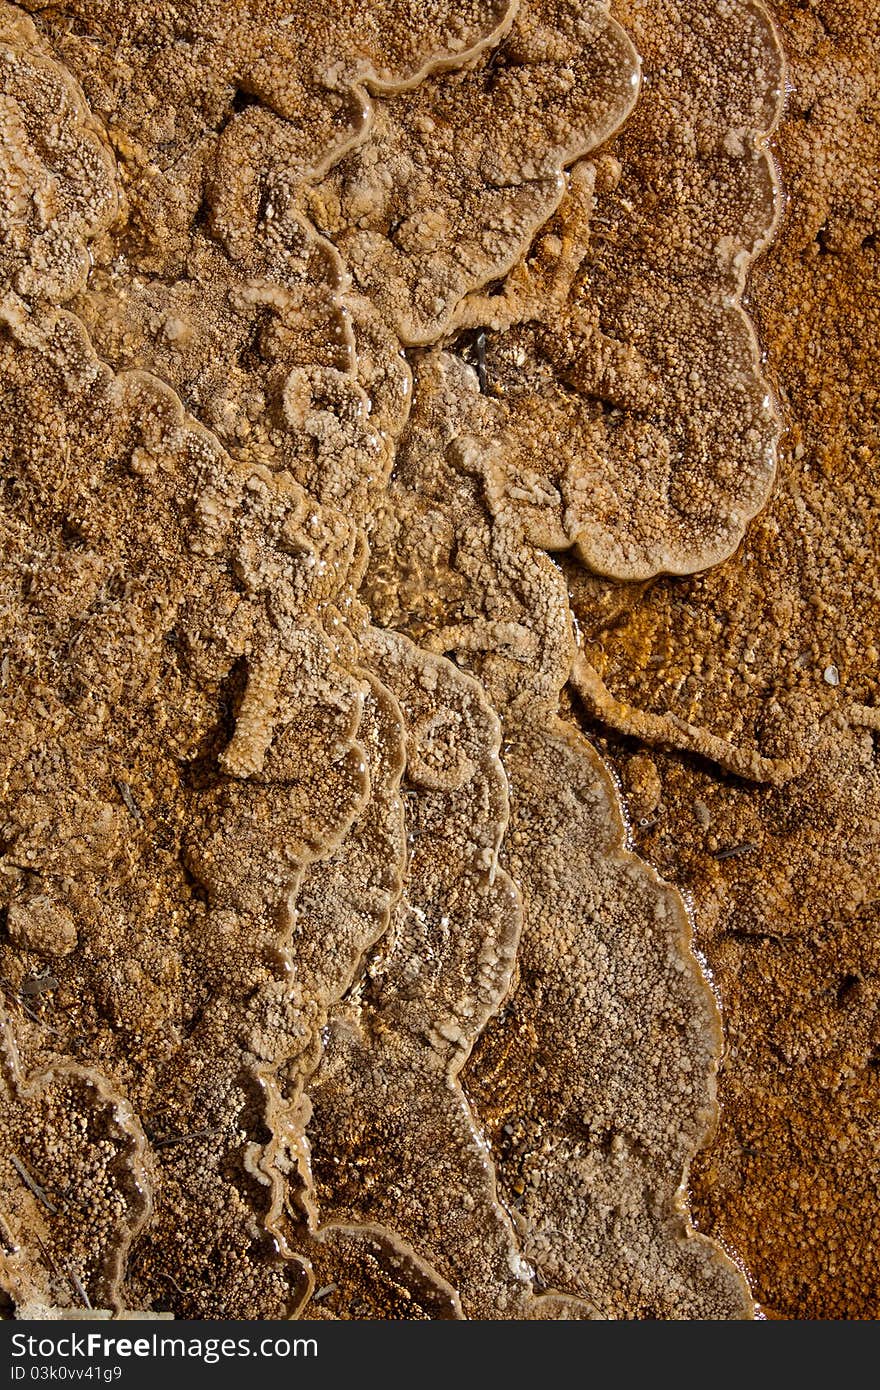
[0,0,875,1320]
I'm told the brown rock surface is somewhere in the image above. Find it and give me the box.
[0,0,875,1320]
[577,0,879,1319]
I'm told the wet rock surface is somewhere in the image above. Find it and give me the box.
[0,0,875,1319]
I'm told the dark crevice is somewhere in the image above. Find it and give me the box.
[231,87,260,115]
[836,973,863,1007]
[452,327,490,393]
[815,224,834,256]
[176,656,247,791]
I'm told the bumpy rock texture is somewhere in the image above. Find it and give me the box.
[0,0,875,1320]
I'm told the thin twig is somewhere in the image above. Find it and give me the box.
[158,1269,186,1295]
[11,1155,59,1215]
[68,1267,92,1310]
[152,1125,222,1149]
[116,779,143,822]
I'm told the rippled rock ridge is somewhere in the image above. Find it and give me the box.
[1,1,876,1320]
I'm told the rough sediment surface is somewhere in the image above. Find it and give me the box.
[0,0,875,1319]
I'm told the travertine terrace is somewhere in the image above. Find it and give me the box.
[1,0,876,1320]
